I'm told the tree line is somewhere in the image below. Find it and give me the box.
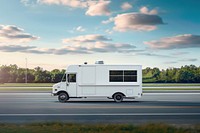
[0,64,200,83]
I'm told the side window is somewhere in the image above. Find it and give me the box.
[61,74,66,82]
[67,74,76,83]
[124,70,137,82]
[109,70,123,82]
[109,70,137,82]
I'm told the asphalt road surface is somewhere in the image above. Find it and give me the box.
[0,92,200,124]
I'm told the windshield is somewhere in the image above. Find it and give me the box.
[61,73,66,82]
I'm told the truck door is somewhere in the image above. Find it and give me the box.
[67,73,77,97]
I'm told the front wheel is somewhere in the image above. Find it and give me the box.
[113,93,124,103]
[58,92,69,103]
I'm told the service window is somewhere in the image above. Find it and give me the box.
[109,70,123,82]
[109,70,137,82]
[67,74,76,83]
[124,70,137,82]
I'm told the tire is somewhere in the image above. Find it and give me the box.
[113,93,124,103]
[58,92,69,103]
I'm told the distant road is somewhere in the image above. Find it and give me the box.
[0,86,200,88]
[0,86,200,93]
[0,92,200,124]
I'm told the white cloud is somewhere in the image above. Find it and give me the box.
[62,34,137,54]
[113,13,164,32]
[20,0,37,6]
[105,29,113,34]
[102,17,114,24]
[62,34,112,44]
[136,52,171,58]
[75,26,86,32]
[171,52,188,55]
[85,1,111,16]
[37,0,111,16]
[0,25,39,43]
[0,45,36,52]
[37,0,89,8]
[179,58,198,62]
[140,6,158,15]
[0,34,138,55]
[121,2,132,11]
[144,34,200,49]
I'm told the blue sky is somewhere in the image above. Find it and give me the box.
[0,0,200,70]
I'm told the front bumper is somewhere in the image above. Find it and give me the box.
[51,93,57,96]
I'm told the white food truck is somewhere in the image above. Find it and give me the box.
[52,61,142,102]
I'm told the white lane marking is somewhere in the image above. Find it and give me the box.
[0,113,200,116]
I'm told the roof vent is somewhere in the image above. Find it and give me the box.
[84,62,87,65]
[95,61,104,64]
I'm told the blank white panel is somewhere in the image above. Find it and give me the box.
[81,66,95,84]
[82,87,96,95]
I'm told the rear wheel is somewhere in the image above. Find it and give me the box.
[113,93,124,103]
[58,92,69,103]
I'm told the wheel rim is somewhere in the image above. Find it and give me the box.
[116,95,122,100]
[59,93,68,102]
[115,94,123,102]
[60,94,66,100]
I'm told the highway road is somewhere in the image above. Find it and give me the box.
[0,92,200,124]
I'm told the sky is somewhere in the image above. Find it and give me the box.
[0,0,200,70]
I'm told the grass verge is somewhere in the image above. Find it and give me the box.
[0,83,54,87]
[0,123,199,133]
[143,83,200,87]
[143,88,200,90]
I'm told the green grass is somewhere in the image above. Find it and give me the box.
[143,88,200,90]
[0,83,54,87]
[0,88,51,92]
[143,83,200,87]
[0,123,199,133]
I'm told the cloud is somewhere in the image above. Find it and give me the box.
[0,34,138,55]
[0,45,36,52]
[179,58,198,62]
[88,42,136,53]
[37,0,111,16]
[85,1,111,16]
[105,29,113,34]
[62,34,112,43]
[37,0,89,8]
[75,26,86,32]
[113,13,164,32]
[140,6,158,15]
[62,34,138,54]
[0,25,39,43]
[171,52,188,55]
[144,34,200,49]
[121,2,132,11]
[20,0,37,7]
[102,17,114,24]
[136,52,171,58]
[163,58,197,64]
